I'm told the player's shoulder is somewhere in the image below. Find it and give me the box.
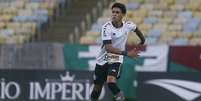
[124,21,136,26]
[124,21,137,31]
[102,21,112,28]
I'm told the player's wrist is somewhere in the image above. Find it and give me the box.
[140,39,145,45]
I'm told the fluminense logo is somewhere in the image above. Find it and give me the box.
[145,79,201,101]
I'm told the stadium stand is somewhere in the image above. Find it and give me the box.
[0,0,63,44]
[0,0,200,67]
[40,0,112,43]
[0,0,200,45]
[80,0,201,46]
[0,0,113,69]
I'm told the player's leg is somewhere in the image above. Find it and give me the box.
[107,63,125,101]
[91,64,107,100]
[91,84,103,101]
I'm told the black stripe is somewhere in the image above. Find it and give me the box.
[103,40,112,44]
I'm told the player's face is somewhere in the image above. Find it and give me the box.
[111,7,124,23]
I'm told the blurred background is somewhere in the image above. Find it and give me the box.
[0,0,201,101]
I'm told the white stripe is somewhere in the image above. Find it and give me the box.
[117,64,122,77]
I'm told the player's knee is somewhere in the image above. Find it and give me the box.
[107,75,116,83]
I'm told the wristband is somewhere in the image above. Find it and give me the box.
[121,51,127,56]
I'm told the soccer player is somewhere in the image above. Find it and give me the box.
[90,2,145,101]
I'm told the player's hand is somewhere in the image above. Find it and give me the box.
[127,48,140,58]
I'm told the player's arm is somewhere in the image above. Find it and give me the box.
[104,40,125,55]
[134,27,145,45]
[104,41,139,57]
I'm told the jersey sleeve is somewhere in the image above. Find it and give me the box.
[101,24,112,40]
[126,21,137,32]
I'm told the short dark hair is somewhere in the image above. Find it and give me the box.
[111,2,126,14]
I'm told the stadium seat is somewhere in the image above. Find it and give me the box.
[183,18,200,33]
[158,17,173,24]
[39,2,57,16]
[0,14,13,22]
[177,32,192,38]
[145,0,158,4]
[187,18,201,27]
[153,24,167,32]
[128,16,143,25]
[138,23,152,33]
[189,38,201,45]
[6,22,21,34]
[0,22,5,29]
[0,29,14,37]
[0,0,63,44]
[140,4,154,11]
[2,7,17,15]
[126,2,140,10]
[168,24,182,32]
[144,17,158,25]
[170,38,189,46]
[168,31,180,38]
[185,2,200,11]
[145,37,158,45]
[170,4,184,11]
[162,0,175,5]
[159,34,173,44]
[193,12,201,19]
[115,0,129,4]
[176,0,188,5]
[173,17,187,25]
[147,29,161,38]
[178,11,192,19]
[10,1,25,9]
[22,22,37,34]
[154,3,168,11]
[0,35,6,43]
[148,10,163,18]
[192,32,201,38]
[132,9,147,18]
[25,2,40,10]
[163,11,177,18]
[33,9,48,16]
